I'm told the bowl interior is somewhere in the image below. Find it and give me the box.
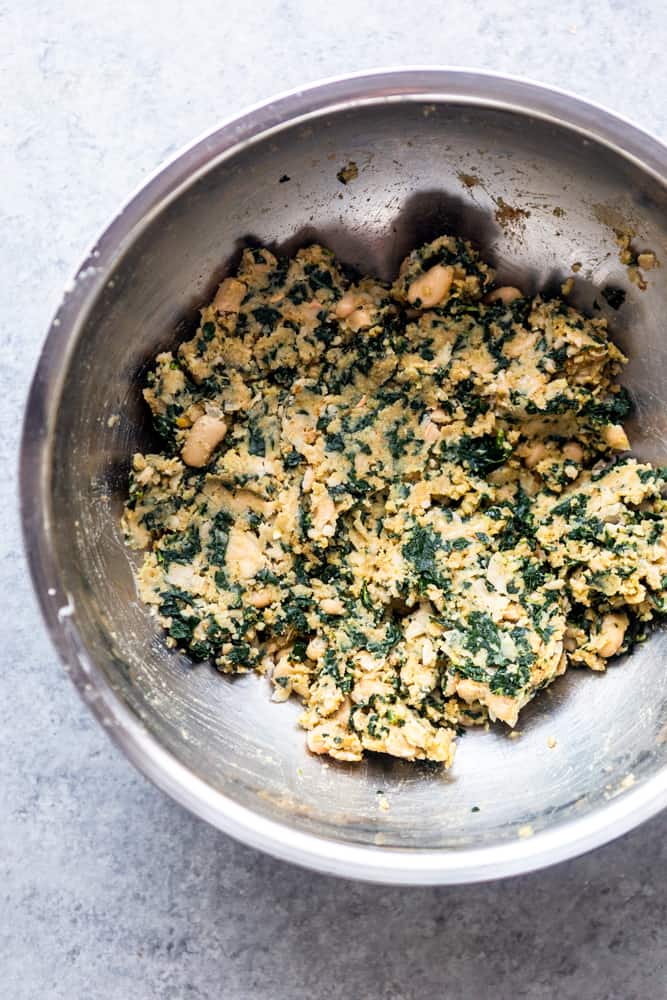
[42,92,667,854]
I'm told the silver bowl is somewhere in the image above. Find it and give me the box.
[20,69,667,884]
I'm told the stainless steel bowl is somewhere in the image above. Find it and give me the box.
[20,69,667,884]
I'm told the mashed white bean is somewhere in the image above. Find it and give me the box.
[123,234,667,766]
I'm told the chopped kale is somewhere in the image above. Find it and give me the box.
[226,643,252,668]
[458,612,533,696]
[345,474,373,498]
[498,488,535,551]
[282,593,311,635]
[158,524,200,568]
[158,588,200,644]
[291,640,308,662]
[252,306,282,329]
[168,616,199,641]
[569,516,606,544]
[207,510,233,566]
[320,647,353,693]
[386,422,416,460]
[305,266,335,292]
[454,377,490,424]
[267,258,290,291]
[270,366,296,387]
[189,641,213,661]
[313,320,338,346]
[521,559,546,592]
[581,387,632,426]
[286,281,310,305]
[284,449,304,469]
[325,432,346,453]
[403,523,448,591]
[152,413,177,449]
[247,422,266,457]
[449,430,513,477]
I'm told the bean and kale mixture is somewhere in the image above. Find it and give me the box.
[122,235,667,765]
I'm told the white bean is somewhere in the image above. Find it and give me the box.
[423,420,441,443]
[429,407,449,425]
[638,252,657,270]
[306,728,329,755]
[212,278,247,313]
[563,441,584,462]
[335,290,360,318]
[421,637,436,667]
[596,613,628,658]
[248,588,274,609]
[485,286,523,305]
[407,265,453,308]
[603,423,629,451]
[306,637,326,660]
[321,597,345,616]
[301,466,314,492]
[181,414,227,467]
[347,306,374,331]
[524,440,547,469]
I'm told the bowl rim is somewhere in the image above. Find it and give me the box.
[20,66,667,885]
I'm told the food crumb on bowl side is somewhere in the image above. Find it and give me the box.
[336,161,358,185]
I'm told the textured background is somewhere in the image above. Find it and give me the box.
[3,2,667,997]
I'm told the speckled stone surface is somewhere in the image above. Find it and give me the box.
[3,2,667,997]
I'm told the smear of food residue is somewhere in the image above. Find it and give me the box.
[456,172,530,234]
[457,171,481,189]
[591,204,659,291]
[494,197,530,232]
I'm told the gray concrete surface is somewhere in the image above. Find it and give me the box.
[3,1,667,997]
